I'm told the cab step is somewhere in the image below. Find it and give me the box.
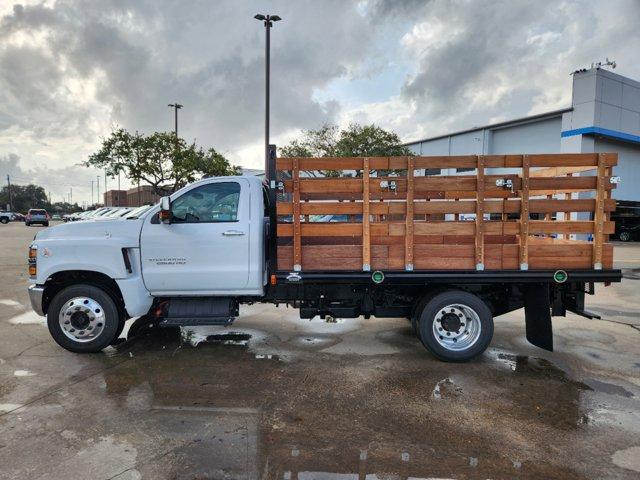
[160,317,235,327]
[159,297,238,327]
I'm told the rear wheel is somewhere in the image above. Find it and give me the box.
[25,222,30,227]
[0,217,8,224]
[619,231,631,242]
[47,284,121,353]
[43,222,49,227]
[418,290,493,362]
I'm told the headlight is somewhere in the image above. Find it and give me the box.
[28,245,37,278]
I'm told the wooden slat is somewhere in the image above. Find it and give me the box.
[530,165,597,177]
[292,158,301,271]
[528,220,615,234]
[593,153,606,269]
[520,155,530,269]
[405,157,415,270]
[277,198,615,216]
[475,155,485,269]
[362,157,371,271]
[281,175,612,195]
[276,153,617,172]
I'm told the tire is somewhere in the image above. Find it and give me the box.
[25,222,30,227]
[418,290,494,362]
[47,284,122,353]
[619,231,631,242]
[43,222,49,227]
[0,217,8,224]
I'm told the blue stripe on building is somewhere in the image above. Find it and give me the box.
[561,126,640,144]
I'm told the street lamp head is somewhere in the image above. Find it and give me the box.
[168,103,183,109]
[254,14,266,21]
[270,15,281,22]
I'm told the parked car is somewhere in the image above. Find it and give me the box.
[25,209,50,227]
[612,201,640,242]
[0,211,15,224]
[51,214,62,221]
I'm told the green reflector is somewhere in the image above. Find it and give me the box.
[372,271,385,284]
[554,270,568,283]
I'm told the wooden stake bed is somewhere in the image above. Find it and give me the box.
[275,154,617,272]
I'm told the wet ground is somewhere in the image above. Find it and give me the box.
[1,222,640,479]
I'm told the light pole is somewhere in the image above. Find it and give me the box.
[254,13,281,175]
[168,103,183,137]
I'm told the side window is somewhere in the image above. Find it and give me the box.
[171,182,241,224]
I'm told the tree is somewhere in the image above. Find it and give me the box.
[280,123,413,176]
[0,184,49,212]
[84,129,241,196]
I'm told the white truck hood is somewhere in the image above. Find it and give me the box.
[35,218,143,246]
[32,218,146,284]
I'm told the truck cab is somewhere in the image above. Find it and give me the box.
[28,175,267,353]
[139,176,266,296]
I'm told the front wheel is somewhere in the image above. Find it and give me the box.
[43,222,49,227]
[418,290,494,362]
[619,231,631,242]
[0,217,8,224]
[47,284,122,353]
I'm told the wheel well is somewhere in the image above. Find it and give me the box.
[43,270,127,318]
[411,284,518,318]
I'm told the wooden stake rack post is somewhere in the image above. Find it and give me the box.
[275,153,618,272]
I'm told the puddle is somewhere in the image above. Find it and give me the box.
[611,446,640,473]
[432,378,463,400]
[288,335,340,350]
[181,328,252,347]
[492,351,590,388]
[0,403,23,413]
[584,379,634,398]
[8,311,46,325]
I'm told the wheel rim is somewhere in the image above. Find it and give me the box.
[620,232,630,241]
[58,296,106,343]
[432,303,482,351]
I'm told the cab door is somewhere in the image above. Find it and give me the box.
[140,179,250,295]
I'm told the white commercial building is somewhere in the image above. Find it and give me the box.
[405,67,640,202]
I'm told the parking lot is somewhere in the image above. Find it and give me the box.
[0,221,639,479]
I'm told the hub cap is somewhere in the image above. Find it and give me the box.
[432,304,482,351]
[58,297,106,343]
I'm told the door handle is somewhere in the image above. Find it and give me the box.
[222,230,245,236]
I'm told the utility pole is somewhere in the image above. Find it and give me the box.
[104,169,108,194]
[97,175,101,204]
[90,180,94,205]
[69,187,72,204]
[6,175,13,211]
[254,13,282,175]
[167,103,183,137]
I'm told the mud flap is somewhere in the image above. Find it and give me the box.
[523,284,553,351]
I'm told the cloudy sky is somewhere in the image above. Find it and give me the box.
[1,0,639,204]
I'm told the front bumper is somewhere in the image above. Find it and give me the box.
[28,285,45,316]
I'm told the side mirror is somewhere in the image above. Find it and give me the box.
[159,196,171,224]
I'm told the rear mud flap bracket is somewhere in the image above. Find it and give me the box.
[523,284,553,352]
